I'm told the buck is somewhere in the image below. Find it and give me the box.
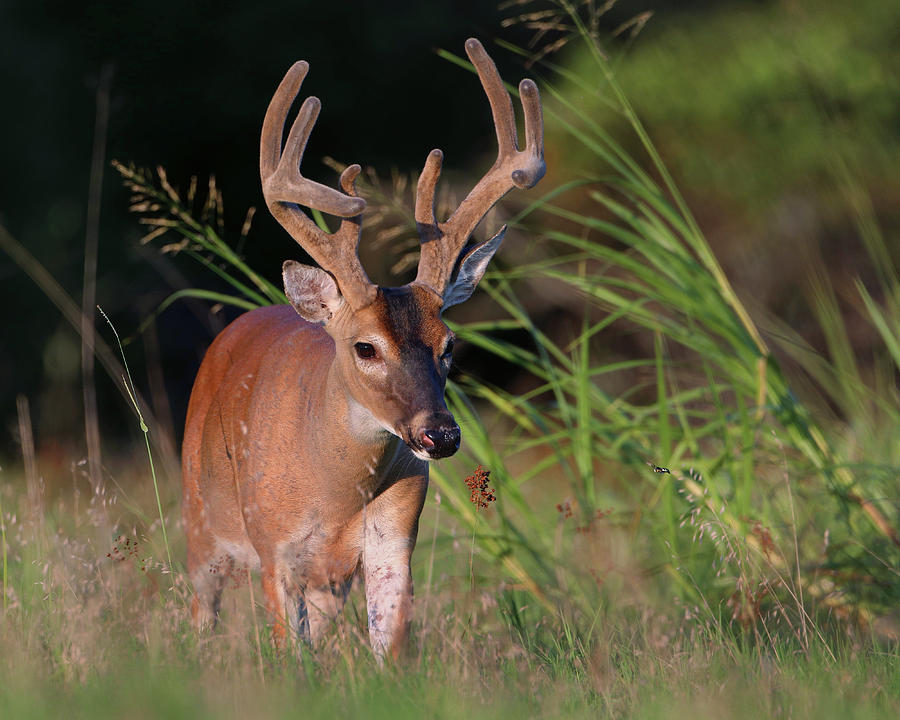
[182,38,544,659]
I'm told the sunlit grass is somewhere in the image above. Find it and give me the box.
[0,469,896,719]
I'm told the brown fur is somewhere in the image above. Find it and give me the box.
[183,289,449,657]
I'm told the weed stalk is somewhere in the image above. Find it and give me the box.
[98,306,174,580]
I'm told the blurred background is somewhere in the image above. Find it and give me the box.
[0,0,897,482]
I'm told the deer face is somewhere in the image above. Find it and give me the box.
[284,262,460,460]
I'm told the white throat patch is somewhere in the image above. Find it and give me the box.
[346,397,395,443]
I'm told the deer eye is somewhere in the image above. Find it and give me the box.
[354,342,377,359]
[441,339,454,359]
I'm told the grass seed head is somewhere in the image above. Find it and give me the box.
[464,465,496,509]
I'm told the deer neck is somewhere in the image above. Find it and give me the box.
[299,356,401,487]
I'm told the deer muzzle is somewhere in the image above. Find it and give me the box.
[411,417,461,460]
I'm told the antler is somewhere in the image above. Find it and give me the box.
[261,61,377,309]
[414,38,545,298]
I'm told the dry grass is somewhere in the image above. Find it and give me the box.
[0,459,897,719]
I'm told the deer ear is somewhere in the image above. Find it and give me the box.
[442,225,506,310]
[283,260,345,324]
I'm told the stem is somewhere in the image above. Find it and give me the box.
[469,508,478,596]
[81,64,113,494]
[144,426,173,574]
[98,307,174,580]
[418,491,441,665]
[0,484,7,613]
[247,568,266,685]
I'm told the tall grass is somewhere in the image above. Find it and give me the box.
[436,3,898,634]
[0,463,896,719]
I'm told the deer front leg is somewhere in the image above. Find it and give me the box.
[364,531,414,661]
[363,470,427,660]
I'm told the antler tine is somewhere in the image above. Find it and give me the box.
[260,61,308,179]
[515,78,544,187]
[415,149,443,246]
[261,62,376,309]
[414,39,545,299]
[467,38,518,158]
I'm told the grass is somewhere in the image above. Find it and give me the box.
[0,469,897,719]
[2,1,899,716]
[98,305,174,577]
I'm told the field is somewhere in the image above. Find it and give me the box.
[0,467,898,719]
[1,1,899,717]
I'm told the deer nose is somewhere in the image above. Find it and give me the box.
[420,424,461,459]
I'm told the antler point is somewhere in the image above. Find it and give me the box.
[285,60,310,82]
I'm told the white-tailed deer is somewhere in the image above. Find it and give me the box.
[182,39,544,659]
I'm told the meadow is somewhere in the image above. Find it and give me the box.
[1,2,898,717]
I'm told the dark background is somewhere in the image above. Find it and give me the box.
[0,0,540,464]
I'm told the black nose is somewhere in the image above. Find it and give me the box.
[422,425,461,459]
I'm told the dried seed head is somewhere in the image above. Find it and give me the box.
[464,465,496,509]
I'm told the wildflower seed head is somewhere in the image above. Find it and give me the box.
[464,465,496,509]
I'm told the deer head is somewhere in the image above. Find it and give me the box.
[259,38,545,461]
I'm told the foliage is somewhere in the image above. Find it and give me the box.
[556,0,900,217]
[0,471,898,719]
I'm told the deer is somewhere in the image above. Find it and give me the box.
[181,38,544,660]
